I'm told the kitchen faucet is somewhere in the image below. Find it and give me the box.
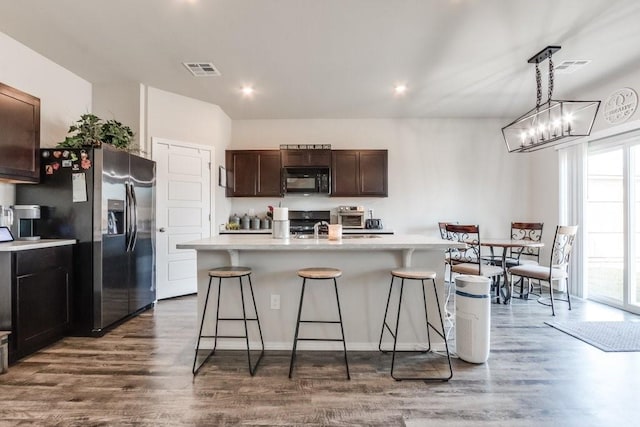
[313,221,329,239]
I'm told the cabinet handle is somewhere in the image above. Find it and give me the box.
[159,227,166,233]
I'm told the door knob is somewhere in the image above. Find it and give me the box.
[159,227,166,233]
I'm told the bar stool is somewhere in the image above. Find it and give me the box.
[192,266,264,376]
[288,267,350,380]
[378,267,453,381]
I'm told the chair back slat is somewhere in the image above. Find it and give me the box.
[445,223,480,264]
[551,225,578,269]
[438,221,458,240]
[510,221,544,260]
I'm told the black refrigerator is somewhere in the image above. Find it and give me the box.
[16,145,156,336]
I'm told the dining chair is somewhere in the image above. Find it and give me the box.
[439,221,459,268]
[507,222,544,266]
[444,224,503,286]
[500,222,544,297]
[482,222,543,266]
[508,225,578,315]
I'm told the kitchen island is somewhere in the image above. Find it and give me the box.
[178,234,463,351]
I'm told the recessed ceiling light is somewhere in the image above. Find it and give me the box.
[394,84,408,95]
[241,86,254,97]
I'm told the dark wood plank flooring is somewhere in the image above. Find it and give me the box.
[1,291,639,426]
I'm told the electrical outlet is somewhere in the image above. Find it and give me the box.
[270,294,280,310]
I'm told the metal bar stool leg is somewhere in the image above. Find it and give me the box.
[429,277,453,381]
[378,275,396,352]
[390,278,406,380]
[549,278,556,316]
[333,277,350,380]
[420,279,432,353]
[192,277,215,375]
[247,274,265,371]
[238,275,264,376]
[288,278,307,378]
[213,277,223,352]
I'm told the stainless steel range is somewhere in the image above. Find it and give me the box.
[289,210,330,234]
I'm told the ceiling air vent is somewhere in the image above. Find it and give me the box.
[554,59,591,74]
[183,62,221,77]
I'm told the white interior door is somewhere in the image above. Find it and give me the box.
[153,137,211,300]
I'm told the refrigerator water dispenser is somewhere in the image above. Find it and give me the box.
[107,199,125,235]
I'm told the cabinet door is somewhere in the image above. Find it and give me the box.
[256,151,282,196]
[226,150,281,197]
[12,246,71,361]
[359,150,388,196]
[331,150,360,196]
[228,151,257,196]
[0,83,40,183]
[15,267,70,359]
[331,149,388,197]
[281,150,330,167]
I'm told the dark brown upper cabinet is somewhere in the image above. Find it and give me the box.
[226,150,282,197]
[281,149,331,168]
[0,82,40,183]
[331,149,388,197]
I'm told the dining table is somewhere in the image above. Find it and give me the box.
[480,239,544,303]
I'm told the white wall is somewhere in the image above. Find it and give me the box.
[230,118,533,237]
[145,86,233,231]
[93,82,143,153]
[0,32,92,207]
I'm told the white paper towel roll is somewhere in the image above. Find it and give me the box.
[273,207,288,221]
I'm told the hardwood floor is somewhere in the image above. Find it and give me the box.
[0,290,639,426]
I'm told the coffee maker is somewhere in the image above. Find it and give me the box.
[11,205,41,240]
[0,205,13,229]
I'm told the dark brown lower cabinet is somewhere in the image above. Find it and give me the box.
[0,245,72,363]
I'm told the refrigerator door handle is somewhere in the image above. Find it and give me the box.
[125,182,133,252]
[130,184,139,251]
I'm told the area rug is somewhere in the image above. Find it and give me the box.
[544,321,640,352]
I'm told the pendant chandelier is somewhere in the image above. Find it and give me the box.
[502,46,601,153]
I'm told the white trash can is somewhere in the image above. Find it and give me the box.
[0,331,10,374]
[455,275,491,363]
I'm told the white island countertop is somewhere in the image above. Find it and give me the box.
[178,234,462,267]
[178,234,458,251]
[219,228,395,235]
[0,239,76,252]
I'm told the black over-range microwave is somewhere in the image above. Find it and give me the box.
[283,167,330,195]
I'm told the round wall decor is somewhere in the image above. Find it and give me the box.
[603,87,638,124]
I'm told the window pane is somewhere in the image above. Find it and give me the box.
[587,149,623,302]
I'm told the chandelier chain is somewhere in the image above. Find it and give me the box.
[535,62,542,108]
[548,57,554,101]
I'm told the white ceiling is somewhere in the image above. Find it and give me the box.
[1,0,640,120]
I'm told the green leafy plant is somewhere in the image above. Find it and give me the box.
[56,113,135,151]
[102,119,134,150]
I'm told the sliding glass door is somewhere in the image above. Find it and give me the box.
[586,141,640,314]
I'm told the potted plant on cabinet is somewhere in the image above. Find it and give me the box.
[56,113,136,152]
